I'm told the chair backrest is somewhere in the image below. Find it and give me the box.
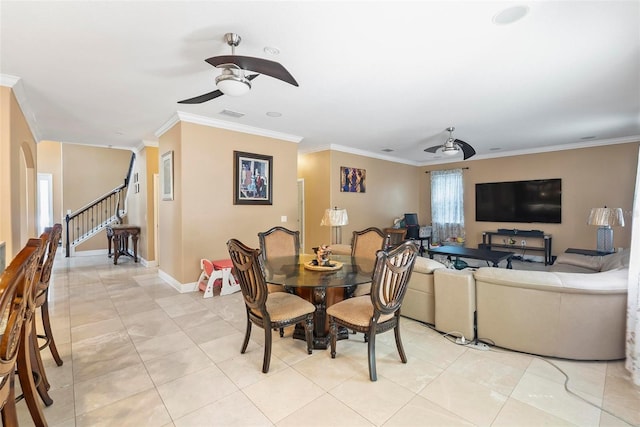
[227,239,269,316]
[370,241,418,317]
[383,228,407,246]
[258,226,300,260]
[351,227,385,258]
[0,238,44,409]
[38,223,62,290]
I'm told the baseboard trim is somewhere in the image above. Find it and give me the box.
[158,269,197,293]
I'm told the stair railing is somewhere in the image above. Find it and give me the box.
[65,152,135,256]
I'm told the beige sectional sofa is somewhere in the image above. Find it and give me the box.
[334,239,629,360]
[403,249,629,360]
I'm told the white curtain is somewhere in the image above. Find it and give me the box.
[626,147,640,385]
[430,169,465,244]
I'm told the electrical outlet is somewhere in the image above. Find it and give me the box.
[521,239,526,247]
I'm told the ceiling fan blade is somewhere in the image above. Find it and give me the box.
[178,74,259,104]
[424,145,442,153]
[456,139,476,160]
[206,55,298,86]
[178,89,223,104]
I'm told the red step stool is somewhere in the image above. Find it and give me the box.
[197,258,240,298]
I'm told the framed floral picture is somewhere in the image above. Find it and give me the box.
[233,151,273,205]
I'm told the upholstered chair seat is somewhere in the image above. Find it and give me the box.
[227,238,314,373]
[328,242,418,381]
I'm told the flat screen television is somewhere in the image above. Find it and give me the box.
[475,179,562,223]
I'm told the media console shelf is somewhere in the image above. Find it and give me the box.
[480,229,552,265]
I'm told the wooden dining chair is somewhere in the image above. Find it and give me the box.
[0,239,42,427]
[327,241,418,381]
[227,239,315,373]
[31,223,63,397]
[258,226,300,261]
[350,227,386,296]
[258,226,301,336]
[383,228,407,246]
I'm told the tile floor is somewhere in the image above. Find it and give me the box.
[16,254,640,426]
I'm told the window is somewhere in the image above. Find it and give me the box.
[430,169,464,244]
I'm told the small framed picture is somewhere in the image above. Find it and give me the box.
[233,151,272,205]
[340,166,366,193]
[161,150,174,201]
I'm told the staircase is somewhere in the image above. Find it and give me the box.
[65,153,135,256]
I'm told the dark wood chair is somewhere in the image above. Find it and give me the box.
[383,228,407,247]
[257,226,300,261]
[32,223,63,395]
[258,226,301,336]
[350,227,386,296]
[0,239,42,427]
[227,238,315,373]
[327,241,418,381]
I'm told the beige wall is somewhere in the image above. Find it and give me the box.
[62,143,132,252]
[329,151,420,244]
[419,142,639,254]
[158,122,299,283]
[0,86,37,259]
[299,150,421,251]
[298,151,331,252]
[37,141,63,226]
[122,145,158,262]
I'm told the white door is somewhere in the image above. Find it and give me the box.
[37,173,53,235]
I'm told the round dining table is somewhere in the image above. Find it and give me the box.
[262,254,374,349]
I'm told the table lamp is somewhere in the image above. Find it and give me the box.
[587,207,624,253]
[320,207,348,245]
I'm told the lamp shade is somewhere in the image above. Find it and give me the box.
[587,207,625,227]
[320,208,348,226]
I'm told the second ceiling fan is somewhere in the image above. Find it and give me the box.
[424,127,476,160]
[178,32,299,104]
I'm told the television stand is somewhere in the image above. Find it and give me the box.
[480,229,552,265]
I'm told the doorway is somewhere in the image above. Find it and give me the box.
[37,173,53,235]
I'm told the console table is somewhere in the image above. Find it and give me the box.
[481,229,552,265]
[107,225,140,265]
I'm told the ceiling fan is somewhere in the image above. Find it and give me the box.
[424,127,476,160]
[178,32,299,104]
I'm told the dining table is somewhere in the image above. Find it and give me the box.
[262,254,375,349]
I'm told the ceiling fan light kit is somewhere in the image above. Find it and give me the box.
[215,68,251,96]
[178,32,298,104]
[424,126,477,160]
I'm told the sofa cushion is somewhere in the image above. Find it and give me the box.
[413,256,447,274]
[555,268,628,293]
[553,253,602,272]
[474,267,563,291]
[475,266,628,295]
[600,249,630,271]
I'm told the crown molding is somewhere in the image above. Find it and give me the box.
[0,74,42,143]
[417,135,640,166]
[155,111,304,143]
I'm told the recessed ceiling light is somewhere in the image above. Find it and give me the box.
[381,148,394,153]
[490,147,502,151]
[580,136,596,140]
[493,5,529,25]
[266,111,282,118]
[264,46,280,55]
